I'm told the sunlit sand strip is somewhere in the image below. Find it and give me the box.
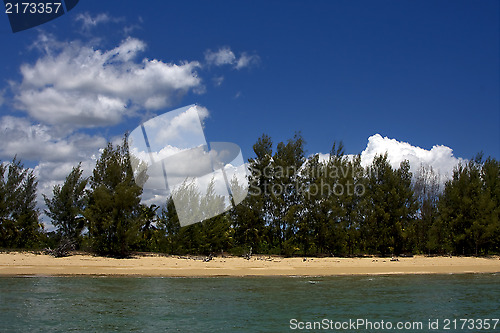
[0,252,499,277]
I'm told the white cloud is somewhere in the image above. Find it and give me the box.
[0,116,106,163]
[155,105,209,145]
[205,47,259,70]
[3,31,260,228]
[312,134,464,185]
[138,146,249,224]
[360,134,464,182]
[75,12,112,30]
[235,52,260,70]
[34,159,96,196]
[129,105,209,159]
[0,116,108,229]
[205,47,236,66]
[317,153,330,164]
[14,35,203,129]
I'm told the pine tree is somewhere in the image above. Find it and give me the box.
[361,154,417,255]
[0,158,41,248]
[410,165,440,254]
[0,161,16,247]
[135,204,159,251]
[270,132,305,253]
[437,157,483,255]
[44,163,88,248]
[439,155,500,255]
[15,168,40,248]
[157,197,181,254]
[299,153,322,255]
[232,134,273,253]
[84,137,143,257]
[480,157,500,253]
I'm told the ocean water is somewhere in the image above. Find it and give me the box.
[0,274,498,332]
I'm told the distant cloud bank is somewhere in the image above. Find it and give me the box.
[318,134,464,184]
[360,134,464,181]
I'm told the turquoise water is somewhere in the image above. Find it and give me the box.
[0,274,499,332]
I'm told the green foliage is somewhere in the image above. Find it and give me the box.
[481,157,500,253]
[0,158,41,249]
[83,137,143,257]
[436,155,500,255]
[3,131,498,258]
[408,165,441,254]
[44,163,88,248]
[361,155,418,255]
[161,197,181,253]
[147,133,497,258]
[231,133,272,253]
[134,204,161,252]
[269,132,305,252]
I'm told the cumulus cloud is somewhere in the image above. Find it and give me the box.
[0,116,107,229]
[313,134,463,185]
[4,29,260,228]
[34,159,96,195]
[205,47,259,69]
[129,105,209,161]
[14,35,203,129]
[0,116,106,163]
[360,134,464,182]
[154,105,209,146]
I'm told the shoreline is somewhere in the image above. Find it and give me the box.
[0,252,499,277]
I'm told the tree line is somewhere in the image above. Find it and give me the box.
[0,134,498,257]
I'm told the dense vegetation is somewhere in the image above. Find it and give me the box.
[1,134,499,257]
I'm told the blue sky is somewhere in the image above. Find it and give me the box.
[0,0,498,210]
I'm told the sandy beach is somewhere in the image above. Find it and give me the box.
[0,252,499,277]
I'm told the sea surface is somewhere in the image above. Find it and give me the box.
[0,274,499,332]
